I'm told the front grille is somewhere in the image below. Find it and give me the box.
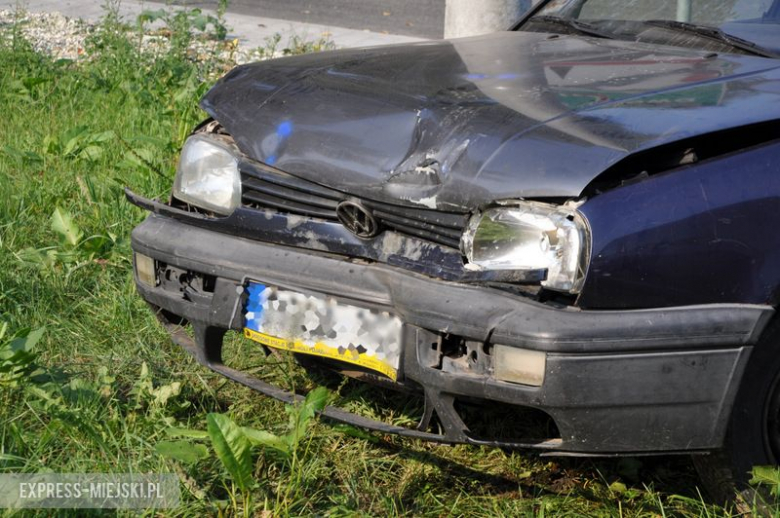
[240,160,468,249]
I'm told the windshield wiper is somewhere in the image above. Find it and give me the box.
[642,19,778,58]
[531,15,616,40]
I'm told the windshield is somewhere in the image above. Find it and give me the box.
[519,0,780,55]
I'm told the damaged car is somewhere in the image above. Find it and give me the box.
[127,0,780,491]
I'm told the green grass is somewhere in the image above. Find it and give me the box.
[0,7,775,517]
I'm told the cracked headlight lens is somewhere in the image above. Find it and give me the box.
[461,201,590,293]
[173,134,241,215]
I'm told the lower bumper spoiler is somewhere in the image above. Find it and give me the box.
[157,313,567,452]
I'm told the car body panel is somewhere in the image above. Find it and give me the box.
[579,139,780,309]
[202,31,780,210]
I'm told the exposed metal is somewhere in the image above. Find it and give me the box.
[201,31,780,210]
[238,159,467,248]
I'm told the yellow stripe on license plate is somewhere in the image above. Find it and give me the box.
[244,328,398,381]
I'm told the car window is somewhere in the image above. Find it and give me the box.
[569,0,774,24]
[577,0,676,21]
[523,0,780,55]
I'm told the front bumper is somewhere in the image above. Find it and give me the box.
[129,193,774,455]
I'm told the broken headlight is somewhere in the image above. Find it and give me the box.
[172,134,241,215]
[461,201,590,293]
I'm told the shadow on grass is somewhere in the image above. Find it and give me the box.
[298,357,706,501]
[218,333,711,510]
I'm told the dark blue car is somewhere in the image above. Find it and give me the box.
[127,0,780,496]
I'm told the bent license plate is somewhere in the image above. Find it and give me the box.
[243,282,402,380]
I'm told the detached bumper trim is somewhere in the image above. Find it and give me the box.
[160,313,717,456]
[157,314,565,451]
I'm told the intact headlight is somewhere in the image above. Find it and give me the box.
[172,134,241,215]
[461,201,590,293]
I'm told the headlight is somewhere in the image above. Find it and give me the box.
[172,134,241,215]
[461,201,590,293]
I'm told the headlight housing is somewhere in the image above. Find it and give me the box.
[461,201,590,293]
[172,134,241,215]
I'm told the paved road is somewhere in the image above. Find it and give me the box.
[158,0,446,38]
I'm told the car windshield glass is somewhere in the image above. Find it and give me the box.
[519,0,780,56]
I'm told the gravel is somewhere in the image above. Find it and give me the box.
[0,10,93,60]
[0,9,306,65]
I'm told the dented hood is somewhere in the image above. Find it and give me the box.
[201,31,780,211]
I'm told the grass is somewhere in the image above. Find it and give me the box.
[0,5,776,516]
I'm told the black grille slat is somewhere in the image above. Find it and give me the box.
[242,190,338,220]
[240,161,342,201]
[363,200,468,230]
[242,176,339,211]
[239,162,467,250]
[371,210,463,240]
[383,222,462,249]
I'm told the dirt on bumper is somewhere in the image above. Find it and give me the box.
[129,199,773,455]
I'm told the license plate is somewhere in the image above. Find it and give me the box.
[243,282,402,380]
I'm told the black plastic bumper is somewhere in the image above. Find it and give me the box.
[129,194,774,455]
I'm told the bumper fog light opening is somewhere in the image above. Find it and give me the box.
[493,345,546,387]
[135,253,157,288]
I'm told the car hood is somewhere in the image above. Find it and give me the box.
[202,31,780,211]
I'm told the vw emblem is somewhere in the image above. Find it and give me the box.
[336,201,381,238]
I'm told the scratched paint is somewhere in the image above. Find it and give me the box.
[201,31,780,208]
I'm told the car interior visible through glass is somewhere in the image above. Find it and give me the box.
[518,0,780,56]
